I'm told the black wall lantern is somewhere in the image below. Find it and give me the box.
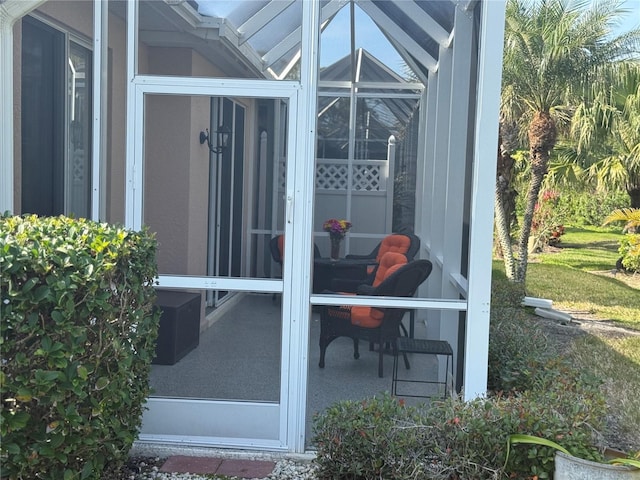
[199,125,231,154]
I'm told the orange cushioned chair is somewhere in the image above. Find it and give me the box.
[330,233,420,293]
[319,256,432,377]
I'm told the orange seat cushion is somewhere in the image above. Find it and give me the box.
[372,252,407,287]
[327,257,408,329]
[375,235,412,263]
[350,259,407,328]
[350,306,385,328]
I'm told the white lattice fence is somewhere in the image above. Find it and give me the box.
[314,160,387,191]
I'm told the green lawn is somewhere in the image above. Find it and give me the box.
[534,226,622,271]
[519,226,639,330]
[492,227,640,448]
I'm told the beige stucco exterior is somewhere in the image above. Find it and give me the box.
[10,5,242,277]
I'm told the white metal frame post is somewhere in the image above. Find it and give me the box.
[0,0,46,213]
[464,0,506,400]
[439,3,475,398]
[287,0,321,453]
[125,0,139,229]
[427,44,452,318]
[91,0,108,221]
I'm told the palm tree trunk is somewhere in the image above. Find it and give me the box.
[495,132,518,280]
[516,170,544,282]
[495,186,516,280]
[628,186,640,209]
[516,111,556,283]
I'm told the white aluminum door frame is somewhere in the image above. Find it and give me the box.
[127,76,302,450]
[124,0,320,453]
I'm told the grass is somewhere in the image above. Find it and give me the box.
[535,226,622,271]
[492,225,640,450]
[570,335,640,450]
[524,226,640,330]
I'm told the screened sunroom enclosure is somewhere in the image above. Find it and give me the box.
[1,0,505,453]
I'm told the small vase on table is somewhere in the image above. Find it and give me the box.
[330,236,342,260]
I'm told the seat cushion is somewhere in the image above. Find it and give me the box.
[277,235,285,260]
[326,304,383,328]
[376,235,412,262]
[350,306,384,328]
[372,252,407,287]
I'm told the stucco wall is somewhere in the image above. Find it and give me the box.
[105,10,127,224]
[144,47,220,276]
[36,1,92,36]
[13,1,246,280]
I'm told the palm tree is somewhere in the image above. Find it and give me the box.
[571,61,640,208]
[603,207,640,232]
[497,0,640,283]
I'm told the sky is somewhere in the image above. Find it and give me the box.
[319,0,640,75]
[198,0,639,77]
[614,0,640,35]
[320,4,404,72]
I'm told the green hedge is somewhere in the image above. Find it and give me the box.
[0,215,159,480]
[312,393,432,479]
[312,368,605,480]
[619,233,640,272]
[312,275,607,479]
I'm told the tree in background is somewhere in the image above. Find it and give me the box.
[496,0,640,283]
[571,61,640,208]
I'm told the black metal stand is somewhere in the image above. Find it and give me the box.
[391,337,453,399]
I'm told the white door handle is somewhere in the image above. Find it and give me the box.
[286,195,293,223]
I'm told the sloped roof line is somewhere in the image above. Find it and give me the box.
[192,0,453,78]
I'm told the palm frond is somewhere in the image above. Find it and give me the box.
[602,208,640,231]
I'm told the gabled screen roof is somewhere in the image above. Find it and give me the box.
[194,0,456,80]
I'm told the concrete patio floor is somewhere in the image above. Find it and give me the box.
[147,292,446,447]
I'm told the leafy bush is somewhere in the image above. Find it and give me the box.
[0,215,159,480]
[488,272,551,393]
[529,190,566,252]
[312,393,432,480]
[619,234,640,272]
[602,207,640,273]
[488,304,551,393]
[424,363,605,480]
[556,189,629,227]
[312,364,605,480]
[312,269,608,480]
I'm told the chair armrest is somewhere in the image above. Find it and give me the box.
[330,278,367,293]
[356,284,376,295]
[345,254,376,261]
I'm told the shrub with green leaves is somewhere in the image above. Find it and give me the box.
[529,189,566,252]
[517,187,629,227]
[424,364,605,480]
[618,233,640,272]
[312,393,432,480]
[312,365,605,480]
[0,215,159,480]
[556,189,629,227]
[488,304,551,393]
[487,274,554,394]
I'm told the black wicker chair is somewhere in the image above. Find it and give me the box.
[330,233,421,293]
[318,258,432,377]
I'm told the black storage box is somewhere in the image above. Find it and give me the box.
[152,290,201,365]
